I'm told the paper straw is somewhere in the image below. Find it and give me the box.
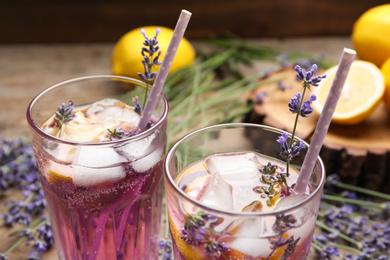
[294,48,356,194]
[138,10,192,130]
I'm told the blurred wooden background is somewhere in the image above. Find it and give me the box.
[0,0,388,43]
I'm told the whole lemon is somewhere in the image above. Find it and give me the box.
[381,56,390,111]
[112,26,195,79]
[352,4,390,67]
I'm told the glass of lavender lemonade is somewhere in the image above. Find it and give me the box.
[26,75,168,260]
[164,123,325,260]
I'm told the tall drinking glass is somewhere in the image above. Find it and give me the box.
[164,123,325,260]
[27,75,168,260]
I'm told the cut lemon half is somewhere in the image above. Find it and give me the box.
[312,60,385,125]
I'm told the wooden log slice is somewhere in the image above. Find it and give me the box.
[244,68,390,193]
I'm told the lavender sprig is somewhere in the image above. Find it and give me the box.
[180,211,228,258]
[266,214,299,260]
[277,64,326,180]
[137,28,162,108]
[53,101,75,129]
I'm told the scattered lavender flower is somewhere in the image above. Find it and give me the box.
[277,80,292,91]
[276,53,292,68]
[255,91,268,104]
[54,101,75,128]
[0,137,52,258]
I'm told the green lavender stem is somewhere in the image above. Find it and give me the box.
[315,220,361,248]
[323,194,387,209]
[5,218,49,255]
[331,181,390,201]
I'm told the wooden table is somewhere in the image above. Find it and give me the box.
[0,37,352,259]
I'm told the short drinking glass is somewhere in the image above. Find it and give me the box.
[164,123,325,260]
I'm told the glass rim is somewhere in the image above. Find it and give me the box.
[164,122,326,217]
[26,75,169,146]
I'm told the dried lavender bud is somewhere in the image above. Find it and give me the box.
[54,101,75,128]
[107,127,126,140]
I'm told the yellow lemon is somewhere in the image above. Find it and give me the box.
[352,4,390,67]
[46,162,73,183]
[381,57,390,111]
[112,26,195,79]
[312,60,385,125]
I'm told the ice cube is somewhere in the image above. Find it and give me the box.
[205,153,260,184]
[118,109,140,127]
[92,98,118,107]
[94,106,123,123]
[226,216,273,258]
[72,146,127,186]
[194,172,234,211]
[72,165,125,186]
[86,98,121,116]
[130,146,164,173]
[116,133,156,160]
[85,103,104,116]
[73,146,127,167]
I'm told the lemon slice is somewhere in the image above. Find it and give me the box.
[46,162,73,183]
[312,60,385,125]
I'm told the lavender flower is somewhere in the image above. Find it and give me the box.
[54,101,75,128]
[255,91,268,104]
[180,211,227,257]
[294,64,326,88]
[277,80,292,91]
[288,93,316,117]
[107,127,126,140]
[288,92,302,114]
[132,96,142,115]
[158,239,173,260]
[204,238,229,257]
[299,94,316,117]
[277,132,305,161]
[273,214,297,233]
[137,28,162,84]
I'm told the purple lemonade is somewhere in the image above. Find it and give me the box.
[164,123,325,260]
[27,76,169,260]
